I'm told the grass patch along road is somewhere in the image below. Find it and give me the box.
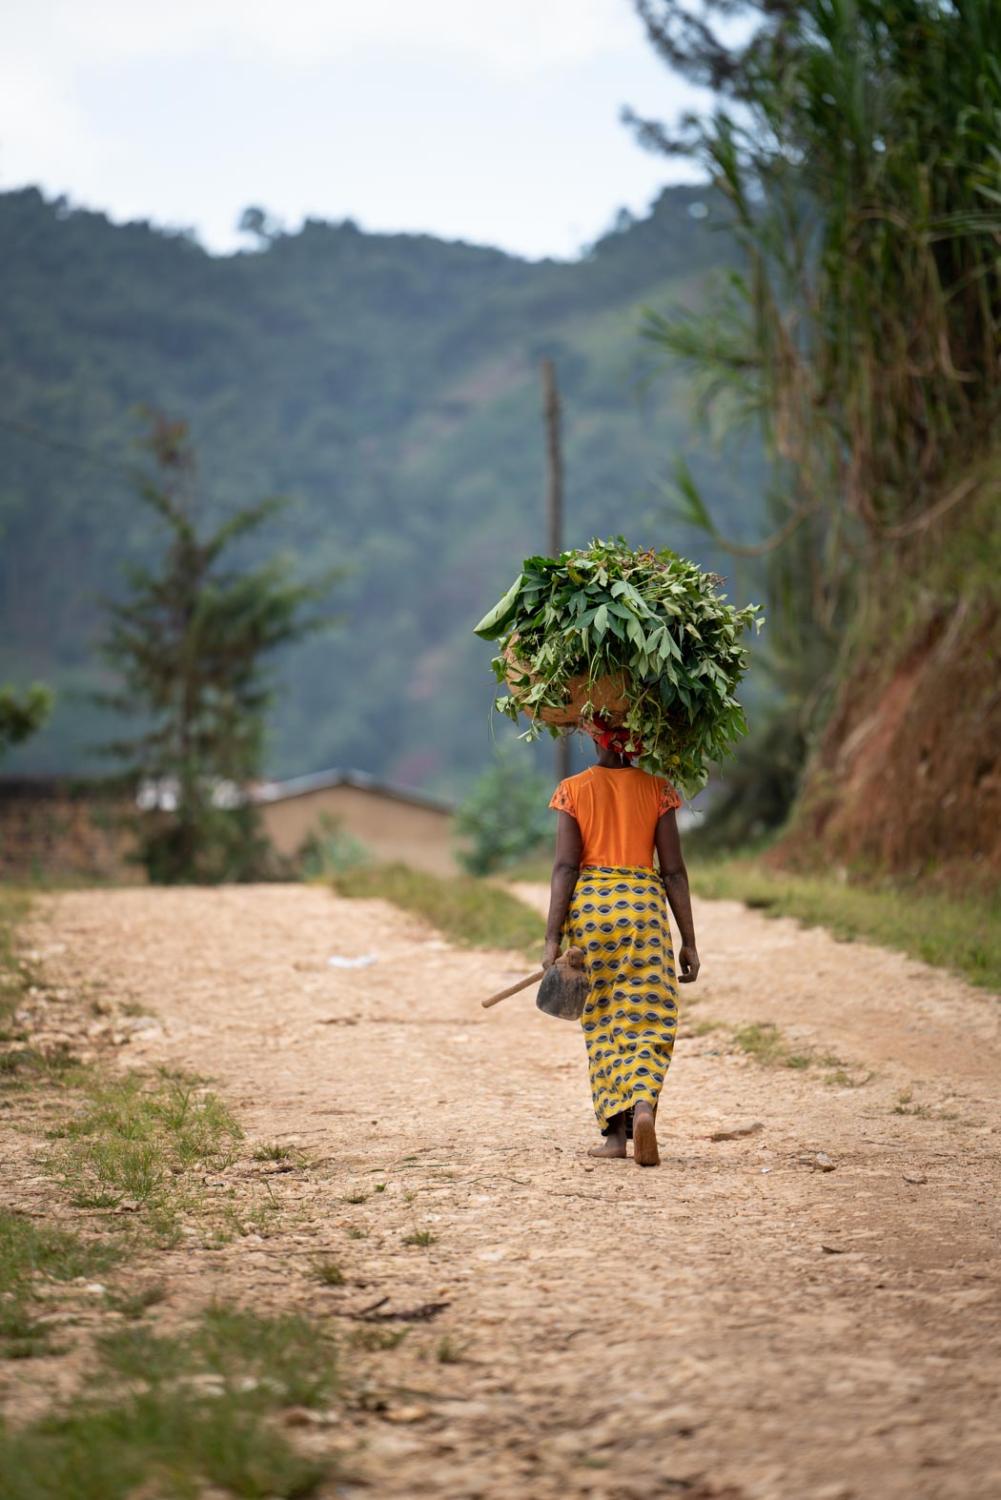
[0,1304,339,1500]
[50,1070,243,1237]
[689,857,1001,993]
[0,1209,122,1360]
[330,862,545,954]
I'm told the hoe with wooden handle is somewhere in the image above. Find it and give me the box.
[481,946,588,1021]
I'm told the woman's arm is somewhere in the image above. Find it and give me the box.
[543,811,583,968]
[654,810,700,983]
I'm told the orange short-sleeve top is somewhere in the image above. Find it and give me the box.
[549,766,681,869]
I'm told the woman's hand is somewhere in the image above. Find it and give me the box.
[677,943,700,983]
[542,937,562,970]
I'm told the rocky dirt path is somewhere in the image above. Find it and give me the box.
[20,884,1001,1500]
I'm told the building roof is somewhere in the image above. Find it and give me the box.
[0,769,455,816]
[251,769,454,815]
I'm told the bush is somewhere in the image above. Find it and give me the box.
[454,757,554,876]
[298,814,371,877]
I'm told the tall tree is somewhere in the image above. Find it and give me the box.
[100,415,334,883]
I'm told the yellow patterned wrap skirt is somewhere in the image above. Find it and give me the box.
[563,865,679,1131]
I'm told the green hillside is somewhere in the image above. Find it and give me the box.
[0,184,761,794]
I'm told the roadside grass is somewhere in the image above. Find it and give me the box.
[402,1229,435,1248]
[731,1022,817,1071]
[722,1020,870,1085]
[0,888,31,1033]
[435,1335,469,1364]
[0,1304,339,1500]
[253,1141,293,1162]
[329,862,544,954]
[689,856,1001,993]
[50,1071,243,1238]
[686,1018,723,1037]
[349,1325,408,1352]
[892,1087,959,1121]
[311,1257,345,1287]
[103,1283,167,1321]
[500,852,553,884]
[0,889,77,1087]
[0,1209,122,1359]
[0,890,349,1493]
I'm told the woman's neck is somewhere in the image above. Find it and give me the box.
[595,749,632,770]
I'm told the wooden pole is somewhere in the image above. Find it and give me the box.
[542,358,571,783]
[542,357,563,558]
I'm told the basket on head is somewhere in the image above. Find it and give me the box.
[536,946,589,1021]
[503,641,629,727]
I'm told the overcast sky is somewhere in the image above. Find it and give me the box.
[2,0,707,258]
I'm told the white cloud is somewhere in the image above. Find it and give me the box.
[0,53,103,191]
[0,0,701,258]
[10,0,640,74]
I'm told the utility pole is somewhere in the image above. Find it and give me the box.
[542,357,571,783]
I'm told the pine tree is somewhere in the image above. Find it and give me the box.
[100,415,333,883]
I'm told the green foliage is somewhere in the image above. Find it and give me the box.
[298,814,370,878]
[0,683,53,759]
[454,755,553,875]
[633,0,1001,843]
[331,862,544,954]
[476,537,761,793]
[99,414,334,883]
[637,0,1001,545]
[685,704,807,851]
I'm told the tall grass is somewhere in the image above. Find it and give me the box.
[633,1,1001,840]
[638,0,1001,556]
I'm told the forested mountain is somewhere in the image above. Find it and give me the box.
[0,184,760,793]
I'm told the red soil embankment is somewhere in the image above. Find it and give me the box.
[780,598,1001,880]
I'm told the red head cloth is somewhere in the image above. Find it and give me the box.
[584,714,644,763]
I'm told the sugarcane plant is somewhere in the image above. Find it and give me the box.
[623,0,1001,836]
[474,537,761,795]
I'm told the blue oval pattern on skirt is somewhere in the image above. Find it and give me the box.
[563,865,679,1130]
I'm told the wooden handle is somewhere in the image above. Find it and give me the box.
[481,968,545,1009]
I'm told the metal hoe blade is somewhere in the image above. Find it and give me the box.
[536,945,589,1021]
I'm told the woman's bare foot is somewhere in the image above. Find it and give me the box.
[632,1101,660,1167]
[589,1114,627,1159]
[588,1136,627,1159]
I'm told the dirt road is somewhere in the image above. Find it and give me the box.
[22,884,1001,1499]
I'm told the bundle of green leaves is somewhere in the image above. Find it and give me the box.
[474,538,762,794]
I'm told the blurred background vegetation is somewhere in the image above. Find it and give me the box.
[2,0,998,915]
[0,180,762,797]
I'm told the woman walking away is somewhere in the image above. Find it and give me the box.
[543,721,699,1167]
